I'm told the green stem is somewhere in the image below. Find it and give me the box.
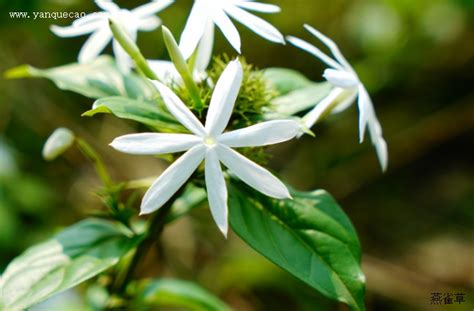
[76,138,113,188]
[109,19,160,81]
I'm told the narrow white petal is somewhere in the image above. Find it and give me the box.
[141,145,206,214]
[357,85,368,143]
[236,1,281,13]
[179,2,209,59]
[216,145,291,199]
[224,5,284,44]
[50,24,98,37]
[219,120,300,147]
[148,60,181,83]
[72,13,107,27]
[212,8,241,53]
[302,87,345,129]
[138,16,161,31]
[286,36,343,70]
[323,69,359,89]
[78,28,112,63]
[95,0,120,12]
[113,39,133,73]
[205,149,229,236]
[304,24,353,71]
[205,59,243,136]
[194,21,215,74]
[132,0,174,18]
[151,81,206,136]
[110,133,201,155]
[331,89,358,114]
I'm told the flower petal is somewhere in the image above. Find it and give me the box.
[132,0,174,18]
[219,120,300,147]
[212,8,241,53]
[194,20,215,75]
[205,59,243,136]
[73,12,108,27]
[205,148,229,236]
[323,68,359,89]
[236,1,281,13]
[113,38,133,73]
[50,23,99,37]
[138,16,161,31]
[141,144,206,214]
[224,5,284,44]
[78,28,112,63]
[216,145,291,199]
[304,24,353,71]
[302,87,344,129]
[148,60,181,83]
[179,2,209,59]
[95,0,120,12]
[110,133,201,155]
[151,81,206,136]
[286,35,343,70]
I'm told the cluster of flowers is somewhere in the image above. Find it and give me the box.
[51,0,387,236]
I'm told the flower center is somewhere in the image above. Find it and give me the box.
[203,136,217,147]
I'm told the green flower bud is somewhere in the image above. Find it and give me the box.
[42,128,75,161]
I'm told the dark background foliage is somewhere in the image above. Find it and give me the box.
[0,0,473,310]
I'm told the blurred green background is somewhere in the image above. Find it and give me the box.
[1,0,473,310]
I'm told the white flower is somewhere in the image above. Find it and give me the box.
[287,24,388,171]
[111,60,300,236]
[179,0,285,60]
[50,0,174,73]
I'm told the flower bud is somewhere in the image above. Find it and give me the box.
[42,128,75,161]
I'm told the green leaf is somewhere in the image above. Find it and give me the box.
[4,56,155,100]
[270,83,332,117]
[229,182,365,311]
[263,68,312,95]
[137,279,231,311]
[0,219,138,310]
[83,96,184,132]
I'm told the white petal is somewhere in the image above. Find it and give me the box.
[138,16,161,31]
[179,2,209,59]
[50,24,98,37]
[357,85,369,143]
[304,24,353,71]
[331,89,358,114]
[219,120,300,147]
[212,8,241,53]
[95,0,120,12]
[302,87,345,129]
[205,59,243,136]
[224,5,284,44]
[323,68,359,89]
[148,60,181,83]
[113,38,133,73]
[236,1,281,13]
[78,28,112,63]
[194,21,215,74]
[286,36,343,70]
[358,86,388,171]
[110,133,201,155]
[216,145,291,199]
[132,0,174,18]
[141,145,206,214]
[151,81,206,136]
[73,13,107,27]
[205,148,228,236]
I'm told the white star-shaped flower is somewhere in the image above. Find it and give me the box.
[287,24,388,171]
[110,60,300,236]
[50,0,174,73]
[179,0,285,60]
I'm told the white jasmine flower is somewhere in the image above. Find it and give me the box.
[287,24,388,171]
[50,0,174,73]
[111,60,300,236]
[179,0,285,60]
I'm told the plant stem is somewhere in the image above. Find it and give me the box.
[76,138,113,188]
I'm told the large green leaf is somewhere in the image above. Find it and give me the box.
[0,218,138,310]
[83,96,184,132]
[229,182,365,311]
[270,83,332,117]
[263,68,312,95]
[4,56,155,100]
[137,279,231,311]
